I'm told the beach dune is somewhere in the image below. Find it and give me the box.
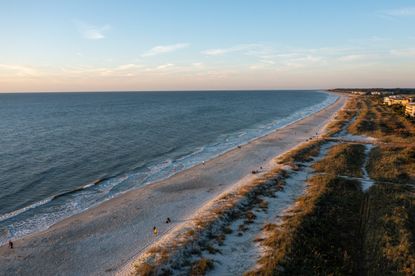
[0,95,346,275]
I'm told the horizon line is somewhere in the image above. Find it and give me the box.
[0,87,413,94]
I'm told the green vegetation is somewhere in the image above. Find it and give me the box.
[250,96,415,275]
[277,140,323,166]
[348,97,415,143]
[190,258,214,276]
[363,124,415,274]
[249,143,365,275]
[324,96,358,136]
[313,143,366,177]
[362,183,415,274]
[367,145,415,183]
[134,263,156,276]
[279,176,362,275]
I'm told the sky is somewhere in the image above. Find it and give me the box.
[1,0,415,92]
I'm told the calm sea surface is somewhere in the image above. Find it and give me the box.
[0,90,336,243]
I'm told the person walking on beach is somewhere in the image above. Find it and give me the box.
[153,226,158,236]
[8,240,13,249]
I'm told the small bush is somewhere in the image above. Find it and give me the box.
[135,263,156,276]
[190,258,214,276]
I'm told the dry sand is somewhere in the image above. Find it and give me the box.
[0,94,346,276]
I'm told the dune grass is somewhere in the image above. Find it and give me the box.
[362,183,415,274]
[248,142,366,275]
[249,174,363,275]
[323,96,358,136]
[190,258,214,276]
[312,143,366,177]
[348,97,415,143]
[277,140,323,167]
[348,96,415,274]
[248,96,415,275]
[346,97,415,184]
[362,131,415,274]
[366,145,415,184]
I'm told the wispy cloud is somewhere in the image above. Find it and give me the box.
[0,64,40,76]
[142,43,189,57]
[377,7,415,18]
[75,20,111,40]
[390,48,415,57]
[337,54,368,62]
[154,63,174,70]
[201,44,262,56]
[114,64,143,71]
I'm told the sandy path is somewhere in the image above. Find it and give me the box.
[0,94,346,276]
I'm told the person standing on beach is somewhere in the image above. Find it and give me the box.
[153,226,158,236]
[8,240,13,249]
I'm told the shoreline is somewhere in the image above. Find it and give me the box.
[0,93,347,275]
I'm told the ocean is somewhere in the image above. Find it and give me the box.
[0,90,337,244]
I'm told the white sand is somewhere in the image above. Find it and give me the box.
[0,94,346,276]
[359,144,375,191]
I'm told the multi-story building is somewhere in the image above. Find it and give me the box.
[383,96,409,106]
[405,103,415,117]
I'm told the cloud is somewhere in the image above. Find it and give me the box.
[201,44,262,56]
[142,43,189,57]
[390,48,415,57]
[156,63,174,70]
[141,64,176,72]
[378,7,415,17]
[114,64,143,71]
[0,64,40,76]
[337,54,367,62]
[76,20,111,40]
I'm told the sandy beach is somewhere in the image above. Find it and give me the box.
[0,94,346,276]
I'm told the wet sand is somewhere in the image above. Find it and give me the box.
[0,94,346,276]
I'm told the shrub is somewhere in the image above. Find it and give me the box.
[190,258,214,276]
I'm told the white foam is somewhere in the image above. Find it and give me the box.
[0,197,53,223]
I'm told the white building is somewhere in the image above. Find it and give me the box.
[405,103,415,117]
